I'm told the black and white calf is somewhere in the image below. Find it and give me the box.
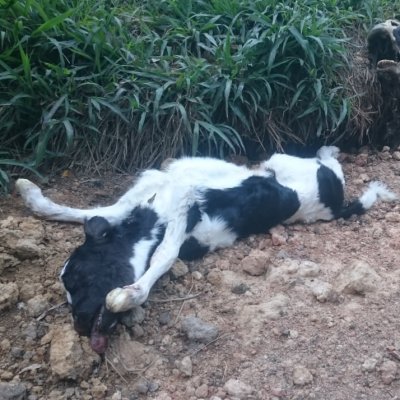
[16,146,396,353]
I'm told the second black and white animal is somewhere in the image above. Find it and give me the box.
[15,146,396,353]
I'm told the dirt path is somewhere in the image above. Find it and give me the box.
[1,148,400,400]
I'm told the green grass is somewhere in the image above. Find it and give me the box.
[0,0,398,191]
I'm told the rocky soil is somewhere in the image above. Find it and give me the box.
[1,147,400,400]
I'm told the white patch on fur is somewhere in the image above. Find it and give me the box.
[129,227,161,280]
[191,215,237,251]
[66,291,72,305]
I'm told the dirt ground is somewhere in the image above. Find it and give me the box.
[1,147,400,400]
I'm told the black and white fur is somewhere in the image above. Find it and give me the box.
[15,146,396,352]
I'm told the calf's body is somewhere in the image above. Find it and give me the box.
[16,146,396,353]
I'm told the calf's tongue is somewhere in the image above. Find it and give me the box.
[90,307,108,354]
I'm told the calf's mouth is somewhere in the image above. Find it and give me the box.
[89,306,110,354]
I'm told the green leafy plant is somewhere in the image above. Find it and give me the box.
[0,0,397,192]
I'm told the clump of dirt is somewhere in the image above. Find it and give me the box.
[1,148,400,400]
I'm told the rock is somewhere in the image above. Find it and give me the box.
[0,382,27,400]
[135,379,149,394]
[297,261,320,277]
[12,239,41,259]
[112,331,159,372]
[385,212,400,223]
[336,260,381,295]
[224,379,253,399]
[206,270,222,286]
[0,282,19,311]
[270,225,288,246]
[0,254,20,274]
[231,283,249,295]
[120,306,145,327]
[241,249,269,276]
[362,358,378,372]
[379,360,398,384]
[158,311,172,326]
[171,259,189,279]
[181,316,219,343]
[1,339,11,352]
[27,295,49,318]
[49,324,99,380]
[306,279,335,302]
[261,293,290,320]
[90,379,108,399]
[293,365,313,385]
[192,271,203,280]
[176,356,193,377]
[19,283,44,302]
[392,151,400,161]
[195,383,208,398]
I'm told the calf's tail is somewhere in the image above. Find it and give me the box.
[336,181,397,219]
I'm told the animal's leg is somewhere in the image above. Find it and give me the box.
[16,170,167,224]
[106,207,189,312]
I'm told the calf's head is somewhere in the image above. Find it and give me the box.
[61,216,135,353]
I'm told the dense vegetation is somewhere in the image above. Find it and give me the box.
[0,0,397,189]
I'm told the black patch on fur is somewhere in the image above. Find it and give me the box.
[186,203,201,233]
[179,237,210,261]
[335,200,365,219]
[317,164,344,217]
[62,207,161,337]
[202,176,300,238]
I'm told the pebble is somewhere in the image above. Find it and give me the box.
[206,270,222,286]
[176,356,193,377]
[385,212,400,223]
[0,282,19,311]
[120,306,145,327]
[181,316,219,343]
[195,383,208,398]
[241,249,269,276]
[392,151,400,161]
[171,259,189,279]
[336,260,381,295]
[307,279,335,303]
[192,271,203,280]
[379,360,398,384]
[158,311,172,326]
[0,382,27,400]
[224,379,253,399]
[362,358,378,372]
[12,239,41,260]
[135,379,149,394]
[26,295,49,318]
[293,365,313,386]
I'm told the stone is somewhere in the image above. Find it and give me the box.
[306,279,335,302]
[223,379,253,399]
[241,249,269,276]
[0,282,19,311]
[385,212,400,223]
[0,382,27,400]
[49,324,99,380]
[270,225,288,246]
[176,356,193,377]
[181,316,219,343]
[27,295,49,318]
[362,358,378,372]
[195,384,208,398]
[0,253,19,274]
[120,306,145,327]
[261,293,290,320]
[19,283,44,302]
[12,239,41,259]
[379,360,398,384]
[206,270,222,286]
[293,365,313,385]
[336,260,381,295]
[392,151,400,161]
[171,259,189,279]
[297,261,320,277]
